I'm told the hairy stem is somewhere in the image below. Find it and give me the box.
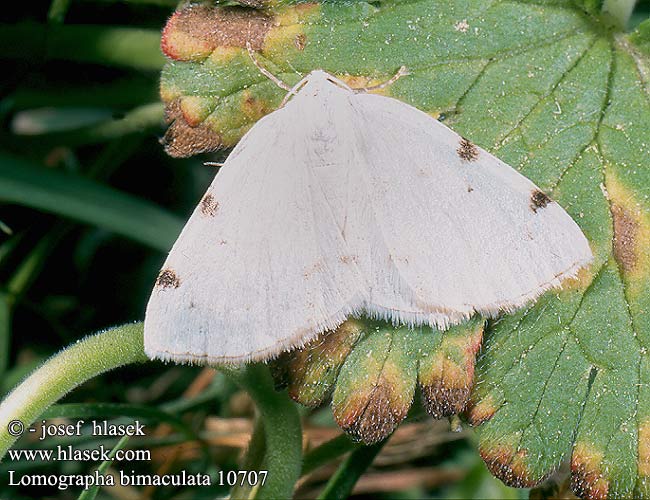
[224,364,302,500]
[0,323,147,460]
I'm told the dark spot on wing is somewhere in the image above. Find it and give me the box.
[201,193,219,216]
[156,269,180,289]
[457,137,479,162]
[530,190,552,213]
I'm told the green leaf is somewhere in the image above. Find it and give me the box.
[574,0,605,15]
[469,29,650,498]
[160,0,650,497]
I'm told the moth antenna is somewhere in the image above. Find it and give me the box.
[360,66,410,92]
[203,161,224,167]
[285,61,303,78]
[279,75,312,107]
[246,41,292,92]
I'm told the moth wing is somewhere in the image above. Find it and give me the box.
[144,103,366,364]
[344,92,592,326]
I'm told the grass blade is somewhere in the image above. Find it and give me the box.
[0,152,182,252]
[317,441,386,500]
[0,24,165,70]
[77,435,129,500]
[0,294,9,381]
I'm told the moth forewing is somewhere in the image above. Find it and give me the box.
[144,70,593,364]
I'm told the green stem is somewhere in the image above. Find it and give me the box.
[603,0,638,29]
[60,102,164,146]
[224,364,302,500]
[14,102,166,148]
[0,323,148,460]
[316,440,386,500]
[230,417,267,500]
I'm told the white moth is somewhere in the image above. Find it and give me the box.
[144,69,593,364]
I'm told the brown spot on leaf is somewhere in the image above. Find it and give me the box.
[234,0,268,7]
[639,419,650,477]
[611,203,638,273]
[161,5,273,61]
[336,383,407,444]
[467,394,499,425]
[421,384,470,419]
[570,443,609,500]
[241,91,273,120]
[156,269,180,289]
[530,190,552,213]
[294,33,307,50]
[457,137,479,162]
[480,444,543,488]
[162,99,222,158]
[201,193,219,217]
[419,322,483,419]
